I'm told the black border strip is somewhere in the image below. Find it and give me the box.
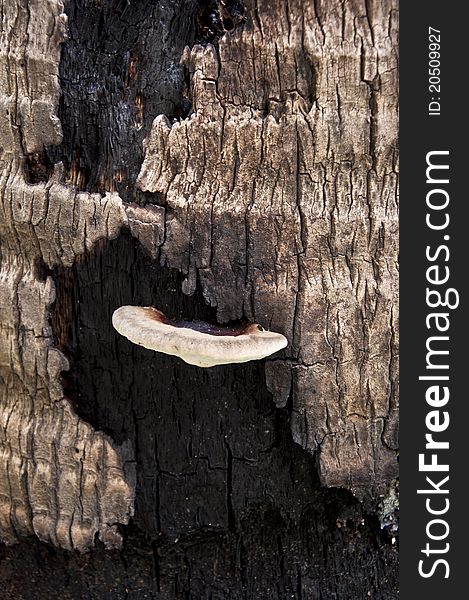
[400,3,467,596]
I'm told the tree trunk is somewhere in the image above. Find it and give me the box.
[0,0,398,597]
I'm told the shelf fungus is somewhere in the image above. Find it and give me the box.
[112,306,288,367]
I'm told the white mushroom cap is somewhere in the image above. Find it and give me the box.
[112,306,288,368]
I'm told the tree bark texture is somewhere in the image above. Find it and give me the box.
[0,0,398,597]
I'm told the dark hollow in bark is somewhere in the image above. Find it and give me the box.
[2,231,397,598]
[50,231,328,539]
[45,0,198,200]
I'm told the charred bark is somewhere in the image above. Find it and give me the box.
[0,0,398,597]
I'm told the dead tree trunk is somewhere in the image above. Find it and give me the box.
[0,0,398,597]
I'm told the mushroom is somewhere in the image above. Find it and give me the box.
[112,306,288,368]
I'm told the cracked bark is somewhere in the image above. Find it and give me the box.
[1,0,398,597]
